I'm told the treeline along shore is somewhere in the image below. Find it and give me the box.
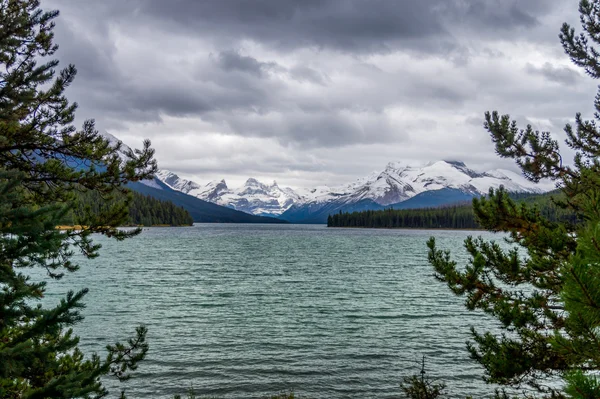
[327,190,577,229]
[58,189,194,227]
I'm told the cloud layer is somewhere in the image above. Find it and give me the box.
[46,0,593,188]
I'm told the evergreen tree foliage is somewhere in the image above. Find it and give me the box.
[427,1,600,397]
[123,191,194,226]
[327,191,574,229]
[400,357,447,399]
[61,189,195,227]
[328,205,478,229]
[0,0,157,397]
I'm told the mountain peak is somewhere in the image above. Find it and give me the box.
[211,179,228,189]
[385,161,410,170]
[245,178,261,186]
[99,131,133,161]
[154,169,202,194]
[196,179,229,201]
[443,160,466,168]
[155,159,553,221]
[100,131,121,145]
[424,160,484,179]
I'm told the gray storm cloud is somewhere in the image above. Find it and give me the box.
[45,0,591,188]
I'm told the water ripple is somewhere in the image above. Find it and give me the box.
[36,224,507,398]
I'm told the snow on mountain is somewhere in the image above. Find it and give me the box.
[155,172,302,217]
[225,178,303,216]
[100,131,164,190]
[98,131,133,163]
[196,179,229,202]
[154,160,555,219]
[101,131,128,150]
[155,170,202,194]
[278,160,556,223]
[102,130,552,218]
[297,160,554,208]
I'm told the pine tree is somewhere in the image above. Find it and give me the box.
[427,1,600,398]
[0,0,157,397]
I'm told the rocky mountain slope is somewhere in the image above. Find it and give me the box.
[101,132,286,223]
[154,160,554,222]
[155,171,301,217]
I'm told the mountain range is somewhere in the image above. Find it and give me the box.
[102,132,286,224]
[130,179,287,223]
[155,170,301,217]
[102,132,554,224]
[152,160,555,223]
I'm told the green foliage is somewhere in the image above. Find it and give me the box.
[327,191,575,229]
[328,204,477,229]
[426,1,600,397]
[125,191,193,226]
[401,375,446,399]
[564,371,600,399]
[400,358,447,399]
[0,0,156,397]
[64,189,194,227]
[130,180,289,224]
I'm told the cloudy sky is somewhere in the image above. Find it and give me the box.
[46,0,592,189]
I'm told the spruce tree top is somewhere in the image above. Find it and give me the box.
[427,1,600,398]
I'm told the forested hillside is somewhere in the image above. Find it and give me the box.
[125,191,194,226]
[328,204,477,229]
[59,189,194,227]
[129,181,288,223]
[327,190,576,229]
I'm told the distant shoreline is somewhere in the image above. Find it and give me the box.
[55,224,191,230]
[327,226,484,231]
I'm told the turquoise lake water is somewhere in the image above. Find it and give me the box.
[39,224,505,398]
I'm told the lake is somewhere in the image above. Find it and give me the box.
[40,224,504,398]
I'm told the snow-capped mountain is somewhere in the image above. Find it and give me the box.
[155,170,202,193]
[201,178,302,216]
[154,160,554,222]
[100,132,167,190]
[155,171,302,217]
[100,131,125,149]
[97,130,555,222]
[277,160,555,223]
[94,132,287,223]
[297,160,552,207]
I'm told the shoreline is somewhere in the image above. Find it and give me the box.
[326,226,484,231]
[55,224,192,230]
